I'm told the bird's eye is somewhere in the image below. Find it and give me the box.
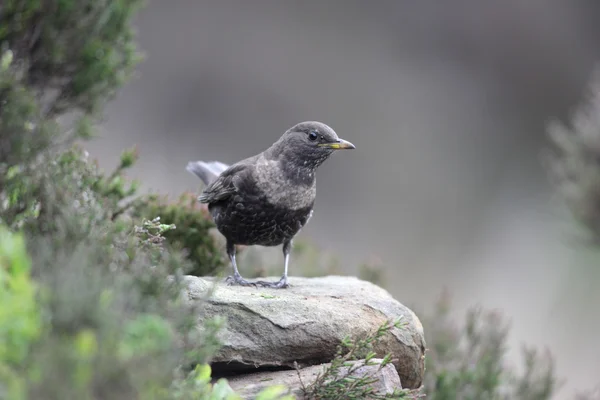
[308,130,318,141]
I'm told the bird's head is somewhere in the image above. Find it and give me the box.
[269,121,355,170]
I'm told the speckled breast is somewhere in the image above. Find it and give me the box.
[209,195,314,246]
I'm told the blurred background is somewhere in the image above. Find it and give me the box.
[88,1,600,397]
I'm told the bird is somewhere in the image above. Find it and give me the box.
[186,121,355,288]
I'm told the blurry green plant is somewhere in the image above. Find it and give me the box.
[0,178,258,399]
[0,227,41,365]
[16,209,210,399]
[0,0,143,116]
[0,0,143,232]
[50,143,226,277]
[421,290,558,400]
[0,226,42,399]
[0,0,144,230]
[132,192,227,276]
[544,69,600,243]
[540,67,600,400]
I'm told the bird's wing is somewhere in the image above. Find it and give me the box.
[198,163,249,204]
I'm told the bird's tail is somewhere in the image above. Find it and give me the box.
[186,160,230,186]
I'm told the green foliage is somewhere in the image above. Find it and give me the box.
[0,0,144,231]
[18,212,204,399]
[0,0,144,116]
[0,227,41,365]
[0,0,143,210]
[0,189,242,399]
[544,69,600,243]
[254,385,296,400]
[0,45,56,164]
[0,51,60,226]
[90,146,141,219]
[132,192,227,276]
[62,144,226,277]
[46,143,225,276]
[118,313,175,362]
[421,290,558,400]
[0,227,42,399]
[299,318,424,400]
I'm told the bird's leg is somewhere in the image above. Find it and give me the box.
[256,240,291,289]
[224,241,256,287]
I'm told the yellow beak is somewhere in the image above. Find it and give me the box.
[318,138,356,150]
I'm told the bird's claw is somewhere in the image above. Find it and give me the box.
[225,274,257,287]
[255,276,289,289]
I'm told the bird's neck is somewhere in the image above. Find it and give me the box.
[253,154,317,210]
[279,158,317,187]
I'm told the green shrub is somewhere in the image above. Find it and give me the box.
[421,290,557,400]
[16,207,206,399]
[0,226,42,399]
[0,0,143,116]
[0,227,40,365]
[132,192,227,277]
[544,69,600,243]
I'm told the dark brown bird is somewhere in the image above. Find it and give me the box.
[186,121,355,288]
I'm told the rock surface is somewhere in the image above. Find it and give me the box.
[184,275,426,389]
[227,358,402,399]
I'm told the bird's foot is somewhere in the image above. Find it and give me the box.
[255,276,289,289]
[225,273,257,287]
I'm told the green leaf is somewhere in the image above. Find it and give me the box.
[117,314,173,361]
[210,378,241,400]
[0,226,41,365]
[74,329,98,358]
[196,364,212,384]
[255,385,293,400]
[119,147,138,169]
[0,50,13,71]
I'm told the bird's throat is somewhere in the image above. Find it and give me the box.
[279,159,317,187]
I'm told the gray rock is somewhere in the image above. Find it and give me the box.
[227,358,402,399]
[184,275,425,389]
